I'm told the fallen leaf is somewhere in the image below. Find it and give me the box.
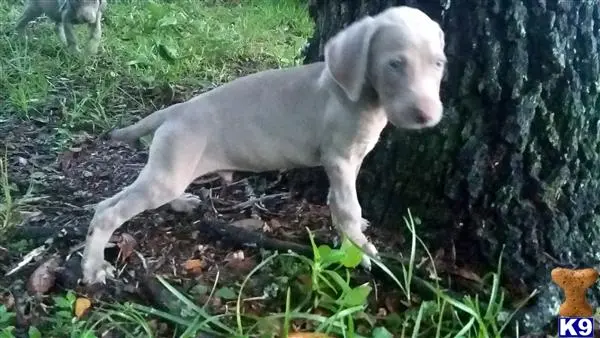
[26,256,61,295]
[384,293,402,313]
[183,259,204,274]
[117,233,137,262]
[74,297,91,319]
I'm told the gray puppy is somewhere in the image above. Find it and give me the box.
[15,0,106,54]
[81,5,447,285]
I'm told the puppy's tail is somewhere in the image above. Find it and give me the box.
[110,107,172,144]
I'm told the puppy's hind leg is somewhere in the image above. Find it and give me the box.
[15,3,42,34]
[81,125,208,285]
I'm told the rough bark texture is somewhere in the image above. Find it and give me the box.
[303,0,600,333]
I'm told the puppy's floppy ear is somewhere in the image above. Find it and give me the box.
[324,15,378,102]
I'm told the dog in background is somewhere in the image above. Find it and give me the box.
[15,0,106,54]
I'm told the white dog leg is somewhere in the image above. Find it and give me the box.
[86,10,102,54]
[82,126,208,284]
[55,22,68,46]
[63,22,80,53]
[324,157,378,270]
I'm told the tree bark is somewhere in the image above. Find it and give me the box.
[303,0,600,333]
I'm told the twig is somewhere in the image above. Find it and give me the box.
[216,192,290,212]
[10,225,87,242]
[196,219,313,256]
[5,243,49,276]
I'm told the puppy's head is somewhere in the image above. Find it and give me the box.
[71,0,102,23]
[324,6,447,130]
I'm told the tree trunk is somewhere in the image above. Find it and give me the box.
[303,0,600,333]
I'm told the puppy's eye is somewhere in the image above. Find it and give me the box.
[435,59,446,68]
[389,59,403,69]
[389,58,404,70]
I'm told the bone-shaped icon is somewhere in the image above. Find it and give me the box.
[551,267,598,317]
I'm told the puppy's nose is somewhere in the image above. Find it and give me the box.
[412,99,442,125]
[413,107,437,124]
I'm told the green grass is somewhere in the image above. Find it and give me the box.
[0,212,534,337]
[0,150,40,238]
[0,0,313,144]
[0,0,534,336]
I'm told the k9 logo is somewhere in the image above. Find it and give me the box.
[558,317,594,338]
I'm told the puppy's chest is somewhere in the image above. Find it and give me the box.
[351,112,387,160]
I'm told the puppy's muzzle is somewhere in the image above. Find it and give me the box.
[410,99,443,126]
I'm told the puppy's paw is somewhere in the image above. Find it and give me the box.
[360,255,372,271]
[87,42,99,55]
[68,45,81,54]
[82,258,115,285]
[169,193,202,213]
[359,242,379,271]
[362,241,379,257]
[360,218,371,231]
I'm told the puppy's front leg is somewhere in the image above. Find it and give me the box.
[323,157,378,269]
[59,11,80,53]
[86,10,102,54]
[64,23,81,53]
[326,162,371,232]
[55,22,68,46]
